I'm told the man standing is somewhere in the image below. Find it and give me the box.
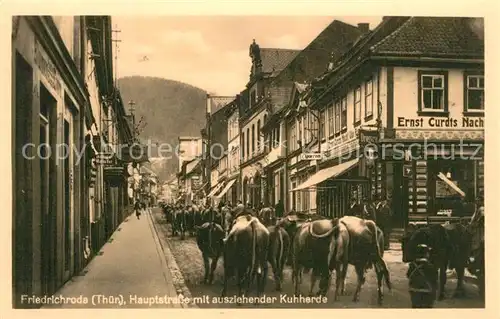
[375,194,393,250]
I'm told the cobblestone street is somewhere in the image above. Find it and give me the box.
[152,208,484,308]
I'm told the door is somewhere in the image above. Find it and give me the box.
[39,84,57,296]
[392,162,408,227]
[63,106,75,281]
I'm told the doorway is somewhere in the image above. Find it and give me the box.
[391,162,408,227]
[63,103,75,281]
[40,84,57,296]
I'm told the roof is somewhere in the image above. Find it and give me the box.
[210,96,235,115]
[260,48,301,76]
[371,17,484,57]
[265,20,365,114]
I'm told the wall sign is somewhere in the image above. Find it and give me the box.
[34,40,61,94]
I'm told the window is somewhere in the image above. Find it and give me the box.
[289,123,297,152]
[365,79,373,118]
[320,110,326,140]
[298,117,302,145]
[354,86,361,124]
[328,104,334,137]
[341,96,347,131]
[251,124,255,156]
[246,128,250,160]
[257,120,261,153]
[465,74,484,112]
[275,126,280,148]
[418,71,448,113]
[241,132,245,159]
[335,100,341,134]
[250,90,257,108]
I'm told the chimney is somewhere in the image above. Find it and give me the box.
[358,23,370,33]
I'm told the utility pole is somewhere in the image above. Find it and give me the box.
[111,24,121,90]
[205,94,212,200]
[128,100,136,141]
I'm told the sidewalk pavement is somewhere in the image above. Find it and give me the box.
[43,209,183,308]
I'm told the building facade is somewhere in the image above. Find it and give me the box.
[225,101,240,204]
[12,16,133,308]
[261,20,366,213]
[295,16,484,228]
[240,42,300,208]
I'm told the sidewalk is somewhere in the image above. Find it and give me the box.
[43,209,182,308]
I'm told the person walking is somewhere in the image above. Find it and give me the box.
[407,244,438,308]
[134,200,142,220]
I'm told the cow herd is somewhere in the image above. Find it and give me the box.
[160,202,484,307]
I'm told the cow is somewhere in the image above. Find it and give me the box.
[291,218,339,297]
[267,225,290,291]
[402,222,471,300]
[221,214,270,304]
[195,222,225,285]
[329,216,392,305]
[172,207,187,240]
[276,213,326,267]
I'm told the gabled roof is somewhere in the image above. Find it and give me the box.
[210,96,235,115]
[260,48,301,76]
[266,20,365,114]
[371,17,484,57]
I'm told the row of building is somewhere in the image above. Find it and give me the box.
[177,17,484,230]
[12,16,151,307]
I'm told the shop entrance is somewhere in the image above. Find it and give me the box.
[389,162,408,228]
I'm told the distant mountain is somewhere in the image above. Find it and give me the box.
[117,76,207,181]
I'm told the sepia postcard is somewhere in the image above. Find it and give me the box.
[5,1,498,315]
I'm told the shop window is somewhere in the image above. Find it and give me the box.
[464,73,484,113]
[428,159,475,215]
[418,70,448,114]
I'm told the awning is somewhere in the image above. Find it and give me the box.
[215,178,237,199]
[437,172,466,197]
[206,182,224,197]
[291,158,359,192]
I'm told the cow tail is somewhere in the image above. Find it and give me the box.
[374,224,391,290]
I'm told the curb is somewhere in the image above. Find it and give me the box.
[147,210,199,309]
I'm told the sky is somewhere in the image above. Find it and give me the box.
[112,16,383,96]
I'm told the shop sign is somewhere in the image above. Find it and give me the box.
[300,153,323,161]
[359,128,378,145]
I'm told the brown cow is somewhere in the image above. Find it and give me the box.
[221,215,270,304]
[291,218,338,297]
[329,216,391,305]
[195,222,225,284]
[267,225,290,291]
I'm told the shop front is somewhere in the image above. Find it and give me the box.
[379,128,484,225]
